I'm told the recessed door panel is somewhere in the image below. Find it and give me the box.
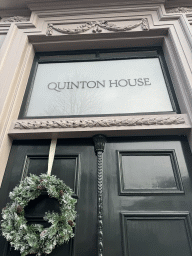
[118,150,183,195]
[52,155,80,198]
[122,212,192,256]
[103,137,192,256]
[22,155,80,197]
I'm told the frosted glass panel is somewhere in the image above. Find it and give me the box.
[26,58,173,117]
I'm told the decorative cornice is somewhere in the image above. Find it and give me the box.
[14,116,185,130]
[166,7,192,13]
[46,18,149,36]
[0,16,30,23]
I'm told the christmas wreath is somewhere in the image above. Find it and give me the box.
[1,173,77,256]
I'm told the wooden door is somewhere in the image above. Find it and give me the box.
[103,136,192,256]
[0,139,97,256]
[2,136,192,256]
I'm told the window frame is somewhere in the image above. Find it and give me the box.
[19,47,180,119]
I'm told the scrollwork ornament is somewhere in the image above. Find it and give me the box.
[166,7,192,13]
[1,16,30,22]
[46,18,149,36]
[141,18,149,31]
[47,23,53,36]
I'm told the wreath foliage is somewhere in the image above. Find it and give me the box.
[1,173,77,256]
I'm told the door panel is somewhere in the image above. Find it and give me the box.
[0,139,97,256]
[103,137,192,256]
[121,212,192,256]
[118,149,184,194]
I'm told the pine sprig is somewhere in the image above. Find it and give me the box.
[1,174,77,256]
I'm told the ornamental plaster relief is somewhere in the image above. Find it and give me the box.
[46,18,149,36]
[13,116,185,130]
[0,16,30,22]
[166,7,192,13]
[8,114,190,140]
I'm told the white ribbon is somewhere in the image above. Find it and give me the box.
[47,139,57,176]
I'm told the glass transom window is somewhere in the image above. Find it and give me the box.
[20,49,178,118]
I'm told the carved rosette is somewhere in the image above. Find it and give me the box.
[46,18,149,36]
[14,116,185,130]
[0,16,30,22]
[93,135,106,256]
[166,7,192,13]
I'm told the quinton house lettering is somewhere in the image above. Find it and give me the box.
[47,78,151,92]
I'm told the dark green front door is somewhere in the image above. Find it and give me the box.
[1,136,192,256]
[0,139,97,256]
[103,136,192,256]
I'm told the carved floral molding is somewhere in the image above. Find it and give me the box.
[0,16,30,23]
[46,18,149,36]
[14,116,185,130]
[166,7,192,13]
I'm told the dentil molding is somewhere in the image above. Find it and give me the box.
[46,18,149,36]
[0,16,30,22]
[166,7,192,13]
[14,116,185,130]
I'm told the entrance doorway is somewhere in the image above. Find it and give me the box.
[1,136,192,256]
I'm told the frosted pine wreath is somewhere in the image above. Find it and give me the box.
[1,173,77,256]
